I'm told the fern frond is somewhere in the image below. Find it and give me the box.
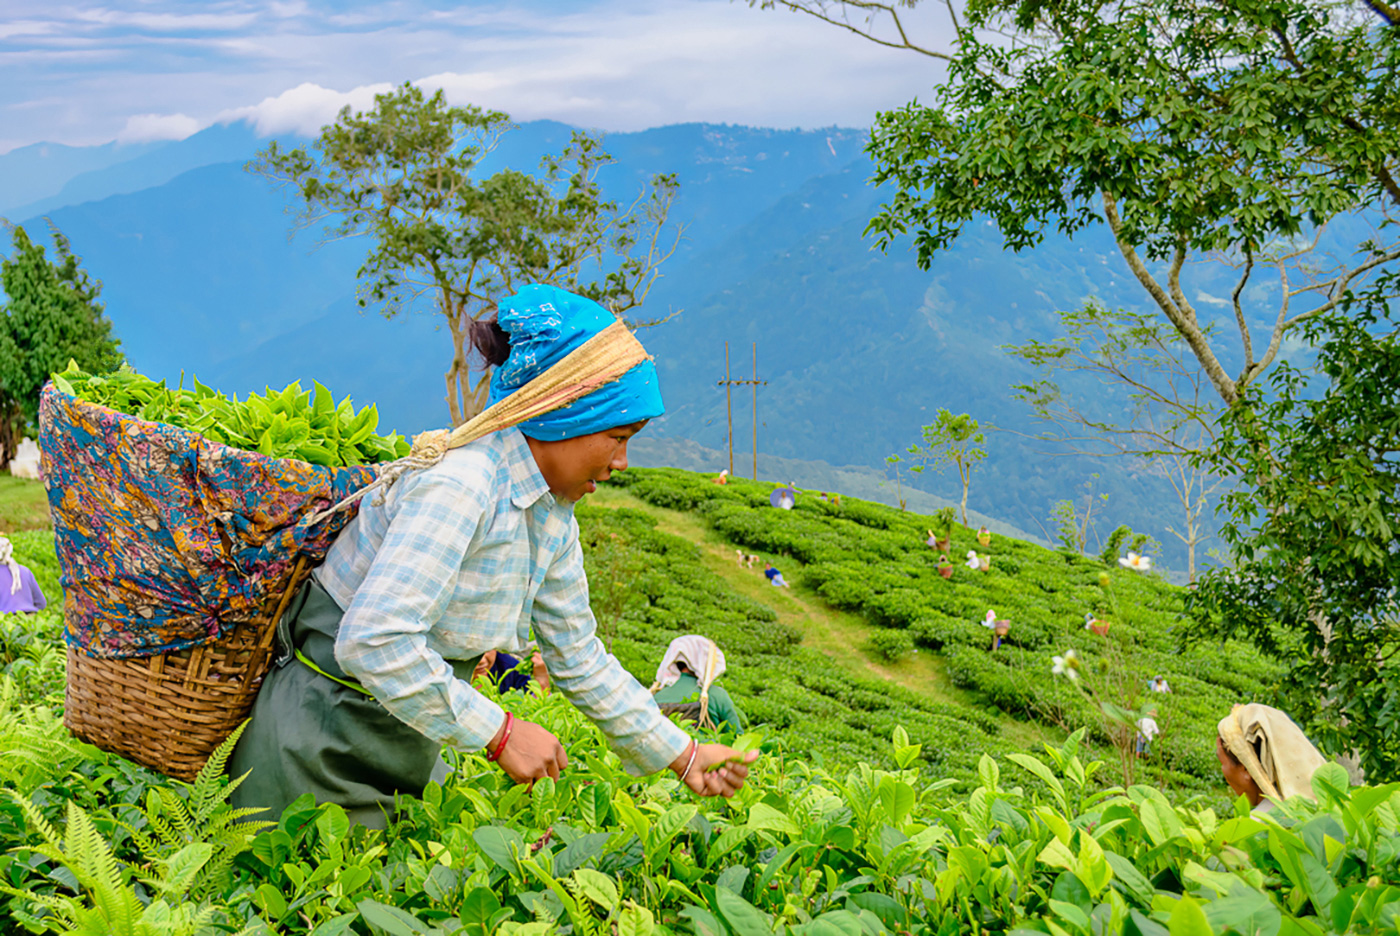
[187,721,249,826]
[65,801,141,935]
[0,882,81,919]
[4,788,63,851]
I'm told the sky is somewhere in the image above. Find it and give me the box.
[0,0,953,154]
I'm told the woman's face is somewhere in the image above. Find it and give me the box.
[1216,735,1263,805]
[473,650,498,681]
[526,421,647,503]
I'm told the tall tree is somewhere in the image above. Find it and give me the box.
[1196,279,1400,777]
[0,223,122,469]
[906,409,987,525]
[253,83,681,427]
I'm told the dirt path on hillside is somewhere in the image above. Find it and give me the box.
[589,488,1051,748]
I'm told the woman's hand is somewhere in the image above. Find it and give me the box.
[492,718,568,784]
[671,743,759,797]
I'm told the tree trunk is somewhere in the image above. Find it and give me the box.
[0,399,20,471]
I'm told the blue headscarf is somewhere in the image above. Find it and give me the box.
[487,284,665,441]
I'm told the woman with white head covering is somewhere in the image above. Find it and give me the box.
[1216,703,1328,811]
[651,635,744,733]
[0,534,47,615]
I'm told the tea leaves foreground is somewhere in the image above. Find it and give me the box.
[3,479,1398,935]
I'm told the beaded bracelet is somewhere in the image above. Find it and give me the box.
[487,713,515,762]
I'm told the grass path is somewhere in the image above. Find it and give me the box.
[589,486,1053,748]
[0,476,49,533]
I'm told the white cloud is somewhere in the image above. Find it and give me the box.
[74,9,260,32]
[115,111,202,142]
[215,81,394,136]
[1194,291,1230,307]
[0,20,56,40]
[5,0,953,148]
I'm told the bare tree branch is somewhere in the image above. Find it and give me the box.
[752,0,955,60]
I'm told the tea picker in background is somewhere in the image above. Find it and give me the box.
[1135,710,1159,757]
[1216,703,1328,812]
[764,562,791,587]
[651,635,744,733]
[0,533,47,614]
[981,609,1010,650]
[474,644,551,694]
[230,284,757,829]
[1148,675,1171,694]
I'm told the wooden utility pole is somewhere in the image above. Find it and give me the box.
[751,343,762,479]
[717,341,766,479]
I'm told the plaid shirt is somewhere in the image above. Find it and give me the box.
[314,428,689,776]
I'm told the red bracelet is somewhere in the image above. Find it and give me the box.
[676,739,698,780]
[487,713,514,762]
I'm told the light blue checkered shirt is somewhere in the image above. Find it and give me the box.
[314,428,689,776]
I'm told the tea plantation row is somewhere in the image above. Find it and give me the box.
[606,468,1285,793]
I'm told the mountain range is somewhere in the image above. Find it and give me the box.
[1,117,1310,574]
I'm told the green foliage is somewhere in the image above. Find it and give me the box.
[1195,291,1400,780]
[12,688,1400,935]
[0,475,53,533]
[0,677,83,796]
[1050,475,1110,555]
[253,82,680,425]
[574,501,1008,779]
[864,0,1399,266]
[0,223,122,465]
[120,724,275,901]
[0,467,1393,935]
[905,409,986,525]
[931,506,956,540]
[867,629,914,664]
[54,362,409,466]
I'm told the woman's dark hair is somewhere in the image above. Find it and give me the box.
[675,660,691,674]
[468,315,511,367]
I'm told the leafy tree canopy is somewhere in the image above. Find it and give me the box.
[864,0,1399,407]
[753,0,1400,770]
[867,0,1398,261]
[0,223,122,465]
[1194,278,1400,777]
[253,82,681,426]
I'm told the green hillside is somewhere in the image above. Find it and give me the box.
[588,468,1284,797]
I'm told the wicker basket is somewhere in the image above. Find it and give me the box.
[63,557,312,782]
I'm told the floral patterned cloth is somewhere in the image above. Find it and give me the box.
[37,384,376,659]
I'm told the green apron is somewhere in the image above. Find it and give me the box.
[228,578,480,830]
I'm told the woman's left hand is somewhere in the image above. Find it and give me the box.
[672,743,759,797]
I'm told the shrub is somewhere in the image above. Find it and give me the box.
[868,629,915,663]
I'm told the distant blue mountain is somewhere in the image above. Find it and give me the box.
[6,122,279,221]
[0,139,161,218]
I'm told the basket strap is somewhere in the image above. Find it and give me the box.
[294,647,375,697]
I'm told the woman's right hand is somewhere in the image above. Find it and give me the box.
[492,718,568,784]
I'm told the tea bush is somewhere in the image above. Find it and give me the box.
[868,630,915,663]
[5,659,1399,935]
